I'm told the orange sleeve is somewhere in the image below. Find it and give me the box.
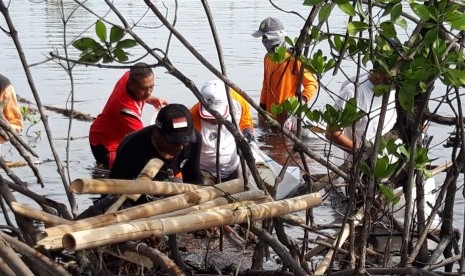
[231,91,253,131]
[298,60,318,102]
[189,103,202,132]
[259,55,268,106]
[0,85,23,132]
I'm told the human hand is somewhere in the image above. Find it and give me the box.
[148,97,168,108]
[243,128,255,142]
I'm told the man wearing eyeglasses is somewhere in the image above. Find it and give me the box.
[89,62,167,169]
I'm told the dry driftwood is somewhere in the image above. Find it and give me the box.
[38,179,244,247]
[314,208,364,275]
[117,241,185,276]
[0,232,34,276]
[61,192,322,251]
[1,233,72,276]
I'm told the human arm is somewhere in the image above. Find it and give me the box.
[299,61,318,104]
[181,132,204,184]
[1,85,23,132]
[325,128,355,151]
[146,96,168,109]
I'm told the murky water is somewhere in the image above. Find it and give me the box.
[1,0,464,253]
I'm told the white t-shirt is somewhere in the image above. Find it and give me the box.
[199,100,244,178]
[333,73,397,163]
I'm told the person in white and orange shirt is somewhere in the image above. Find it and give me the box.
[0,74,23,150]
[190,80,254,185]
[252,17,318,127]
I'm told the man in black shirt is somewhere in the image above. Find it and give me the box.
[79,104,203,218]
[110,104,203,183]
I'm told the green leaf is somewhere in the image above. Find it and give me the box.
[79,53,102,63]
[390,3,402,21]
[303,0,324,5]
[394,17,408,28]
[110,25,126,43]
[113,48,129,62]
[450,16,465,31]
[95,20,107,42]
[427,5,439,21]
[379,184,394,199]
[372,84,390,96]
[359,160,373,176]
[347,21,369,36]
[270,104,279,116]
[422,27,438,47]
[410,3,431,21]
[338,3,356,17]
[380,21,397,38]
[399,86,415,112]
[116,39,138,49]
[285,36,294,47]
[102,53,113,63]
[319,3,333,22]
[72,37,101,51]
[419,82,427,92]
[374,157,389,178]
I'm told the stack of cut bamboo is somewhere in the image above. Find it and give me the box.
[13,159,322,252]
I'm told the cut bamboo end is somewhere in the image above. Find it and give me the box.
[70,179,85,193]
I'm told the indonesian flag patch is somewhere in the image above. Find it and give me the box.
[172,117,188,129]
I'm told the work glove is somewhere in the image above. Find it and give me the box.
[243,128,255,142]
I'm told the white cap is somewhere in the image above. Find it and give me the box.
[199,80,229,119]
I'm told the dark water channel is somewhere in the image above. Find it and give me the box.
[2,0,464,270]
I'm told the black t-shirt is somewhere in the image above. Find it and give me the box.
[109,124,203,184]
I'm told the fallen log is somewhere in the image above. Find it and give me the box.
[39,179,244,244]
[61,192,322,251]
[70,178,202,195]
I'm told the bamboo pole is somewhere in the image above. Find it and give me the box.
[40,179,244,242]
[70,178,202,195]
[105,158,164,213]
[153,190,268,219]
[61,192,322,251]
[11,202,71,226]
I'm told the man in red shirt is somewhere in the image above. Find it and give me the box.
[89,62,166,169]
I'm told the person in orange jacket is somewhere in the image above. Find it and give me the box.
[252,17,318,127]
[0,74,23,152]
[190,80,254,184]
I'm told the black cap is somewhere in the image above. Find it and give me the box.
[155,104,197,144]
